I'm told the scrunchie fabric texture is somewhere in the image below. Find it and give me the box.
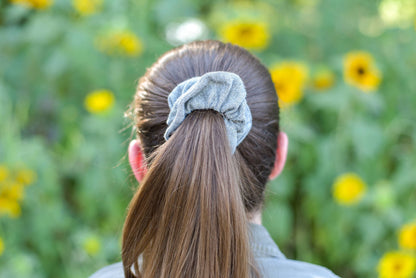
[164,71,252,154]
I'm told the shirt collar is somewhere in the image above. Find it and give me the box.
[248,223,286,260]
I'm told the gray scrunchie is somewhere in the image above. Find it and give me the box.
[164,71,252,154]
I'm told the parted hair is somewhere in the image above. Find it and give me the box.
[122,40,280,278]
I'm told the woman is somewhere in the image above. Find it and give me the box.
[90,40,339,278]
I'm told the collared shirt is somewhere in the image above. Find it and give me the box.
[90,224,340,278]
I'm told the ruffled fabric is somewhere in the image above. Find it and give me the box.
[164,71,252,154]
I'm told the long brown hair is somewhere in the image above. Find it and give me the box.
[122,40,279,278]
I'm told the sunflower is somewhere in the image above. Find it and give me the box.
[377,251,416,278]
[84,90,115,114]
[10,0,53,9]
[220,20,270,50]
[332,173,367,205]
[344,51,381,92]
[73,0,102,16]
[270,62,308,107]
[399,223,416,250]
[96,30,143,57]
[312,68,335,91]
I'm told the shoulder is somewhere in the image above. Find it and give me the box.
[249,224,339,278]
[257,257,340,278]
[89,259,339,278]
[89,262,124,278]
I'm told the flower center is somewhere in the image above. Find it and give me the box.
[239,26,253,37]
[357,66,366,75]
[393,262,403,272]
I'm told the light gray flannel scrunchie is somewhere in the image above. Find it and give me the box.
[164,71,252,154]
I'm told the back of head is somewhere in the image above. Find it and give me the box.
[122,40,279,278]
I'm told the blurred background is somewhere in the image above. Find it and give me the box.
[1,0,416,277]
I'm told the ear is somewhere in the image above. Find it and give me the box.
[269,132,289,180]
[128,140,147,183]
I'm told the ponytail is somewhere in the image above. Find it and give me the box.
[122,110,257,278]
[122,40,279,278]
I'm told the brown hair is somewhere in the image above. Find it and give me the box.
[122,40,279,278]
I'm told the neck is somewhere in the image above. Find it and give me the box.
[248,210,262,225]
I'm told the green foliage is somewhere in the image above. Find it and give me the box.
[1,0,415,277]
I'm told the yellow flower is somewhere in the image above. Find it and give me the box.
[378,251,416,278]
[220,20,270,50]
[118,32,142,56]
[83,236,101,256]
[0,237,4,256]
[30,0,52,9]
[270,62,308,107]
[97,30,143,57]
[0,165,9,183]
[312,69,335,91]
[73,0,102,16]
[15,168,37,186]
[1,182,24,201]
[9,183,24,200]
[332,173,367,205]
[84,90,115,114]
[399,223,416,250]
[10,0,53,9]
[0,198,21,218]
[344,51,382,92]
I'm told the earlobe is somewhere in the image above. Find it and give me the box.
[128,140,147,183]
[269,132,289,180]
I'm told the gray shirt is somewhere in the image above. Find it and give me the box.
[90,224,340,278]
